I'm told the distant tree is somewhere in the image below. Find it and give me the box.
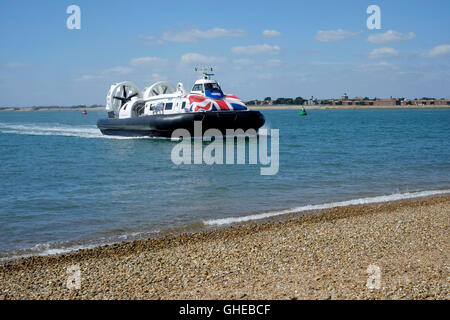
[363,97,369,100]
[264,97,272,102]
[275,97,294,105]
[335,101,343,105]
[294,96,306,105]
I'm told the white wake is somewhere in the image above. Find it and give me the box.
[0,122,147,139]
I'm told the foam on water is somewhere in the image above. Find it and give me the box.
[1,110,449,262]
[1,189,448,262]
[0,229,161,262]
[0,242,97,262]
[203,189,450,226]
[0,122,150,140]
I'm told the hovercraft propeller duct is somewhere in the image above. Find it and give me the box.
[106,81,142,118]
[143,81,176,98]
[114,85,139,107]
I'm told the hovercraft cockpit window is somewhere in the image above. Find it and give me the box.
[204,83,222,92]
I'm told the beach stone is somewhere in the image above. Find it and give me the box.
[0,195,449,300]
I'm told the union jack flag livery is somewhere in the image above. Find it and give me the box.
[188,94,247,112]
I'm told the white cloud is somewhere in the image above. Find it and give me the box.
[138,34,164,45]
[75,56,169,82]
[421,44,450,58]
[146,73,166,82]
[2,62,27,68]
[103,66,132,74]
[139,34,156,41]
[233,58,281,70]
[257,73,273,80]
[74,74,99,82]
[315,29,361,42]
[231,44,280,55]
[233,58,254,70]
[353,61,398,72]
[234,58,254,66]
[367,30,415,44]
[161,27,246,43]
[75,66,132,81]
[266,59,281,67]
[129,57,168,66]
[309,61,354,66]
[180,53,225,64]
[262,30,281,38]
[369,47,399,59]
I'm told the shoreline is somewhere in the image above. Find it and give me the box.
[0,107,104,112]
[247,104,450,110]
[1,193,449,299]
[1,105,449,112]
[2,189,448,263]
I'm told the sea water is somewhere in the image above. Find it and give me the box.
[0,109,449,259]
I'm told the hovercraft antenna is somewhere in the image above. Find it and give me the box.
[195,66,214,79]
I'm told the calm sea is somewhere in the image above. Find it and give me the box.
[1,109,449,260]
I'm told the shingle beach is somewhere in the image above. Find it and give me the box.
[1,195,449,300]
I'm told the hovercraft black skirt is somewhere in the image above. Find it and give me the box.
[97,110,265,137]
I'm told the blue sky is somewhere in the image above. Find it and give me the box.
[0,0,449,106]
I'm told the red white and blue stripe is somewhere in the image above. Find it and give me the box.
[188,94,247,112]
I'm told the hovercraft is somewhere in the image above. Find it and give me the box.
[97,68,265,137]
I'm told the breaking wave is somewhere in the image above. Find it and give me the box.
[0,229,161,262]
[2,189,448,262]
[203,189,450,226]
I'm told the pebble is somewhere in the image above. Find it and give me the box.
[0,195,449,300]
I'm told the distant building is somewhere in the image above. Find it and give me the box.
[402,99,450,106]
[328,95,450,107]
[248,95,450,107]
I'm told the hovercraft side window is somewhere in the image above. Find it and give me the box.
[134,102,145,116]
[181,102,186,109]
[192,84,203,92]
[164,102,173,110]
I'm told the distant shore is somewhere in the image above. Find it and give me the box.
[1,194,448,300]
[1,105,450,112]
[0,106,104,112]
[248,104,450,110]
